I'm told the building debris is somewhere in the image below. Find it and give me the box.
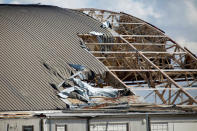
[56,63,139,109]
[89,31,104,36]
[101,21,112,29]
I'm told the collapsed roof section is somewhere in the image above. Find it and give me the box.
[54,63,143,109]
[77,8,197,105]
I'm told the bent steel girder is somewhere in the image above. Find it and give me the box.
[77,8,197,105]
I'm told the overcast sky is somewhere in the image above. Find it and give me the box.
[1,0,197,54]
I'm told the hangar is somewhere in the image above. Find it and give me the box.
[0,4,197,131]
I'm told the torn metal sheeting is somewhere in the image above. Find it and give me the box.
[58,78,134,103]
[68,63,85,71]
[101,21,112,29]
[57,63,96,88]
[89,31,104,36]
[55,63,139,109]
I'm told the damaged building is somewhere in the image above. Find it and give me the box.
[0,4,197,131]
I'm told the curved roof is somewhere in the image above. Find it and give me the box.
[0,5,111,111]
[1,5,197,112]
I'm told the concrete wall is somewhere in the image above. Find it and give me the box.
[0,118,40,131]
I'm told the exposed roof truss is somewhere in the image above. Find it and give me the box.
[77,8,197,105]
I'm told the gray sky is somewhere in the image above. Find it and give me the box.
[1,0,197,54]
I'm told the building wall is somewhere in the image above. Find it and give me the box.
[47,116,146,131]
[90,116,146,131]
[150,115,197,131]
[0,114,197,131]
[47,115,197,131]
[45,118,87,131]
[0,118,40,131]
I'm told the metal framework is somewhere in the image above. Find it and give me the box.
[77,8,197,105]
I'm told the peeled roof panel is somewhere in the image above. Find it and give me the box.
[0,5,110,111]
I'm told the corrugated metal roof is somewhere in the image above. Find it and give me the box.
[0,4,111,111]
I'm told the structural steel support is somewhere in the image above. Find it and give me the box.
[120,36,197,104]
[77,8,197,105]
